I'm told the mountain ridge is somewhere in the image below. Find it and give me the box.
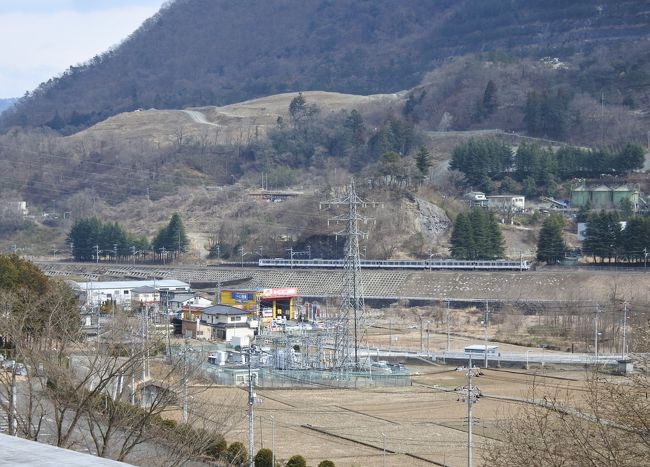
[2,0,649,133]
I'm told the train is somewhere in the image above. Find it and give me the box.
[258,258,529,271]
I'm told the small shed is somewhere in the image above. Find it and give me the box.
[464,344,498,354]
[616,359,634,375]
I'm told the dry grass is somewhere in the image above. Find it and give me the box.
[189,365,591,467]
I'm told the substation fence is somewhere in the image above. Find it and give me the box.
[200,365,411,389]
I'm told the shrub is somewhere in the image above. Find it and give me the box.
[254,448,274,467]
[286,455,307,467]
[319,461,336,467]
[226,442,248,466]
[204,433,227,459]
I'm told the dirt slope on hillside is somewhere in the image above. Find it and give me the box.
[68,91,405,147]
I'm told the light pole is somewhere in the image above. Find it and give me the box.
[526,349,531,370]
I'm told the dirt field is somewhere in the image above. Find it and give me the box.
[193,365,587,467]
[172,308,601,467]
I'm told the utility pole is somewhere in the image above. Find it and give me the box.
[160,246,166,265]
[381,432,387,467]
[446,300,451,352]
[182,340,189,423]
[94,244,100,264]
[113,243,118,263]
[240,247,248,267]
[165,291,171,364]
[321,178,374,370]
[594,304,600,363]
[467,354,474,467]
[622,302,628,359]
[141,307,148,408]
[247,348,255,467]
[286,247,295,268]
[271,415,275,467]
[483,301,490,369]
[419,316,424,354]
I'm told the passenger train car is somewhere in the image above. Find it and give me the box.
[258,258,529,271]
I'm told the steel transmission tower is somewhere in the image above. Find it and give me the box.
[321,178,373,370]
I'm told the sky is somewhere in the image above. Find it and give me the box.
[0,0,170,98]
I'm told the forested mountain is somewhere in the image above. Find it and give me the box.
[2,0,650,133]
[0,98,17,114]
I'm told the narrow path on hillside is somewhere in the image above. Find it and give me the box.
[180,109,219,126]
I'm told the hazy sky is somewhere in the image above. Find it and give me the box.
[0,0,169,98]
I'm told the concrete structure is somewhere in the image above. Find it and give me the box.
[487,194,525,211]
[3,200,28,216]
[248,189,303,202]
[571,183,640,210]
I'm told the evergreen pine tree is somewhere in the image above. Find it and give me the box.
[482,80,498,116]
[536,214,566,264]
[486,211,505,259]
[450,213,474,259]
[415,146,432,183]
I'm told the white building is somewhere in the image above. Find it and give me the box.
[199,304,256,342]
[73,280,191,309]
[487,194,525,211]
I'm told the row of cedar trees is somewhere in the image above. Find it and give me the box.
[582,212,650,263]
[534,211,650,265]
[455,209,650,265]
[67,213,189,262]
[450,209,505,260]
[449,137,645,195]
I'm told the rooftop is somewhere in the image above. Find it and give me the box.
[201,304,250,315]
[0,433,132,466]
[74,280,190,291]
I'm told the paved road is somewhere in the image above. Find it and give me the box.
[361,349,624,366]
